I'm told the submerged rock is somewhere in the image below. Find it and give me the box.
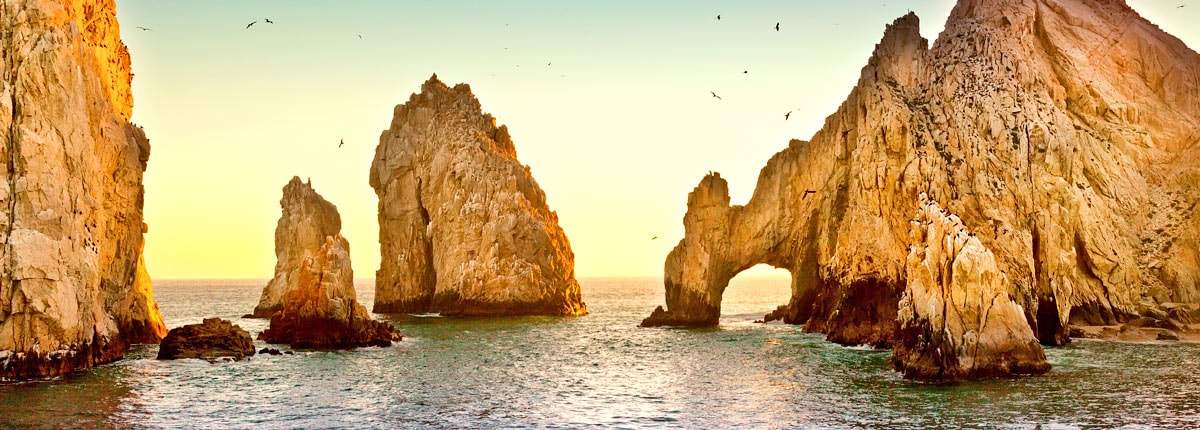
[893,194,1049,381]
[259,235,402,349]
[643,0,1200,379]
[1,0,165,379]
[157,319,255,361]
[251,177,342,318]
[369,75,586,317]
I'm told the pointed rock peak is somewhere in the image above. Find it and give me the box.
[863,12,928,87]
[688,172,731,208]
[422,73,447,92]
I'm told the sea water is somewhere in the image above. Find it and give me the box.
[2,278,1199,429]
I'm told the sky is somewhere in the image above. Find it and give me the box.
[113,1,1200,280]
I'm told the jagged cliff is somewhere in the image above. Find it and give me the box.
[643,0,1200,377]
[1,0,165,379]
[370,75,586,316]
[252,177,342,318]
[894,194,1048,381]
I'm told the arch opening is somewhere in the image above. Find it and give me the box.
[719,264,793,324]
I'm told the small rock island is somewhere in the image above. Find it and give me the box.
[256,178,401,349]
[369,75,587,317]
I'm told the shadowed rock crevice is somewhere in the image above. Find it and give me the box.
[371,75,586,317]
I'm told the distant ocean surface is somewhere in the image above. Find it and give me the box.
[2,278,1200,429]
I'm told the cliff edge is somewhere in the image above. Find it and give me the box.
[1,0,165,379]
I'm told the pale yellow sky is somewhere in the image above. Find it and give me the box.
[115,1,1200,280]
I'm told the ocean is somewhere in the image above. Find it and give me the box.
[2,278,1199,429]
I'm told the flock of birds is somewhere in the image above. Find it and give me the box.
[709,14,800,121]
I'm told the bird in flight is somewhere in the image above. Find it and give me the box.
[339,139,344,148]
[785,111,791,120]
[357,34,363,39]
[803,190,817,199]
[710,91,722,100]
[1178,4,1186,8]
[246,21,257,29]
[265,18,274,24]
[135,26,152,31]
[743,70,748,74]
[651,236,659,240]
[775,22,780,31]
[716,14,721,21]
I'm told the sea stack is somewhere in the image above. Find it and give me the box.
[256,178,400,349]
[369,75,586,317]
[643,0,1200,381]
[1,0,166,379]
[252,177,342,318]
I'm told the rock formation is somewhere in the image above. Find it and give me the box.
[251,177,342,318]
[893,194,1048,381]
[370,75,586,317]
[1,0,165,379]
[259,235,402,349]
[644,0,1200,379]
[157,318,255,361]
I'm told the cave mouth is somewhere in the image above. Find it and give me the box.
[721,264,793,324]
[1036,296,1066,346]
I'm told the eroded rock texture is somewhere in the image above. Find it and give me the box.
[644,0,1200,378]
[894,194,1048,381]
[252,177,342,318]
[370,75,586,317]
[1,0,165,379]
[259,235,402,349]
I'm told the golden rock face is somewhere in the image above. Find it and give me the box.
[370,75,586,317]
[252,177,343,319]
[645,0,1200,379]
[1,0,163,379]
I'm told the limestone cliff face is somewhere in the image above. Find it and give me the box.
[259,235,401,349]
[252,177,342,318]
[894,194,1048,381]
[370,75,586,317]
[645,0,1200,358]
[0,0,164,379]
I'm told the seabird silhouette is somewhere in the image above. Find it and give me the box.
[716,14,721,20]
[785,111,791,120]
[710,91,722,100]
[339,139,344,148]
[651,236,659,240]
[265,18,274,24]
[246,21,257,29]
[135,26,152,31]
[775,22,780,31]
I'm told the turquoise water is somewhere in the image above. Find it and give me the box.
[2,278,1200,429]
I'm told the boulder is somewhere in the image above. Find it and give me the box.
[369,75,586,317]
[157,319,255,361]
